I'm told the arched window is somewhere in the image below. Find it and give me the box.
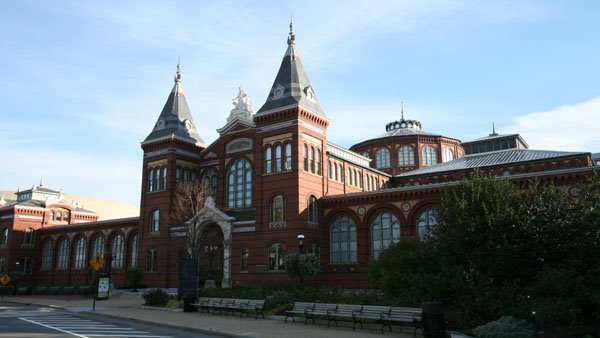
[348,168,353,185]
[149,209,160,232]
[155,168,161,190]
[41,240,53,270]
[202,169,218,198]
[316,149,322,175]
[0,257,4,274]
[162,167,168,190]
[227,158,252,208]
[148,169,154,191]
[72,237,86,269]
[417,208,439,239]
[308,195,318,223]
[129,233,139,268]
[303,145,308,171]
[327,161,332,179]
[442,148,454,162]
[268,243,286,271]
[111,234,124,268]
[269,194,286,223]
[0,227,8,245]
[23,227,35,245]
[56,212,62,221]
[371,211,400,260]
[284,143,292,171]
[91,236,105,257]
[48,211,55,221]
[56,238,69,270]
[310,147,315,173]
[375,148,391,168]
[357,171,362,188]
[264,146,272,174]
[330,216,357,263]
[335,163,340,181]
[422,146,438,166]
[398,146,415,166]
[275,144,282,172]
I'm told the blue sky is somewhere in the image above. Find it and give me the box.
[1,0,599,207]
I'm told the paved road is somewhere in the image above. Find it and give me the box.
[0,302,219,338]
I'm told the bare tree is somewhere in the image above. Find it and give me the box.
[170,179,209,260]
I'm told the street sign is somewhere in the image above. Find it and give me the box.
[97,277,110,300]
[89,253,105,271]
[0,274,10,285]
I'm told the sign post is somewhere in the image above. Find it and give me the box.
[89,253,105,311]
[0,274,11,300]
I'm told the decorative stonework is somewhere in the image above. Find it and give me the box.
[227,87,254,123]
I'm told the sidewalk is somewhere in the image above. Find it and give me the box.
[1,295,418,338]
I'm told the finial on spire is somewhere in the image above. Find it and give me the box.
[490,121,498,136]
[175,58,181,83]
[287,15,296,45]
[39,174,44,188]
[401,101,405,120]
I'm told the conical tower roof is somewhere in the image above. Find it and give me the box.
[144,64,205,146]
[256,20,326,117]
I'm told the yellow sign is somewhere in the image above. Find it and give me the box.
[89,254,105,271]
[0,274,10,285]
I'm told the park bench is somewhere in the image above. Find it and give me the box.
[284,302,315,323]
[192,297,265,319]
[351,305,423,334]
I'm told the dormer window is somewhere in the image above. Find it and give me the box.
[273,84,285,99]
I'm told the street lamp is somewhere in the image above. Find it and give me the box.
[297,232,305,254]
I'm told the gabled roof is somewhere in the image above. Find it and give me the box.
[398,148,588,177]
[256,20,326,118]
[143,64,205,146]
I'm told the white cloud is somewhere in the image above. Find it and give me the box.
[503,96,600,152]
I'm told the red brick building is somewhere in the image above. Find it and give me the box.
[0,23,596,290]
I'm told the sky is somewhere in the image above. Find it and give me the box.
[1,0,599,207]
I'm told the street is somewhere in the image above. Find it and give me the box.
[0,302,219,338]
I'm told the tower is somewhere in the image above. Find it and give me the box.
[139,64,206,287]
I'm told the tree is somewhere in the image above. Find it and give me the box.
[125,267,144,291]
[170,179,209,260]
[368,172,600,329]
[285,253,319,283]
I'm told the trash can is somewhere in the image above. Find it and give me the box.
[183,293,197,312]
[422,302,445,338]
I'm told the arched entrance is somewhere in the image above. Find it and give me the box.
[198,223,224,286]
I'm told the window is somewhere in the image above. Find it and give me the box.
[0,227,7,245]
[316,149,322,175]
[0,257,4,274]
[417,208,439,239]
[91,236,105,256]
[308,195,318,223]
[303,145,308,171]
[49,211,55,221]
[375,148,391,168]
[240,247,249,272]
[310,147,315,173]
[308,242,320,268]
[56,238,69,270]
[56,212,62,221]
[264,146,272,174]
[146,250,158,272]
[335,163,340,181]
[398,146,415,166]
[148,169,154,191]
[41,240,53,270]
[442,148,454,162]
[330,215,357,263]
[284,143,292,171]
[21,257,33,275]
[422,146,437,166]
[327,161,332,179]
[268,243,285,271]
[275,145,282,172]
[371,211,400,260]
[129,233,139,268]
[23,227,35,245]
[162,167,168,190]
[111,234,124,268]
[269,195,286,223]
[149,209,160,232]
[73,237,86,269]
[155,168,161,190]
[202,169,218,198]
[348,168,353,185]
[227,158,252,208]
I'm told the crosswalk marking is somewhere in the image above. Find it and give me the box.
[19,315,174,338]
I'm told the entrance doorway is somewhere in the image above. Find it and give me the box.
[198,223,224,287]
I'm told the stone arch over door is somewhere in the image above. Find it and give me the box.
[186,197,234,288]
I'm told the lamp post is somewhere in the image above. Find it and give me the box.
[297,232,305,254]
[13,261,21,295]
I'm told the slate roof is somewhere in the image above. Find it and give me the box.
[256,21,326,117]
[0,198,95,213]
[144,65,205,146]
[398,148,587,177]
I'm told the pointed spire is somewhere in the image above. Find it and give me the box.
[257,20,326,118]
[490,121,498,136]
[143,63,205,146]
[39,174,44,188]
[401,101,404,120]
